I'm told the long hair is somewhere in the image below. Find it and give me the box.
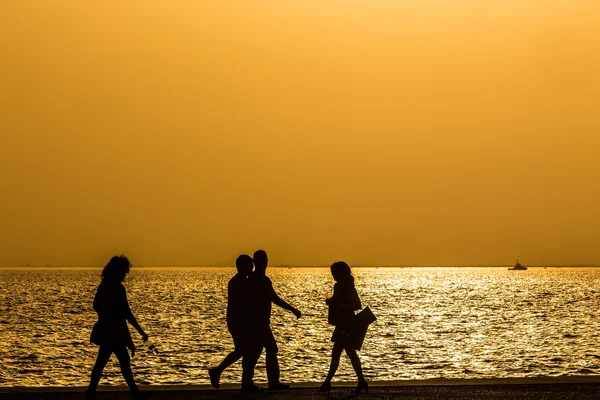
[101,255,131,282]
[330,261,354,284]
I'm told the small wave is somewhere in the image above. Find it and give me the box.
[18,369,45,374]
[419,364,443,370]
[172,363,203,369]
[462,369,481,374]
[578,368,596,374]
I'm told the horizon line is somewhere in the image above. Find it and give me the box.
[3,264,600,268]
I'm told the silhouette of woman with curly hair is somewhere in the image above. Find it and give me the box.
[85,256,149,400]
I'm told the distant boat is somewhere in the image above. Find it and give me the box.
[508,259,527,271]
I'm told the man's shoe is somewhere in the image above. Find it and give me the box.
[241,384,264,393]
[268,382,290,390]
[209,367,221,389]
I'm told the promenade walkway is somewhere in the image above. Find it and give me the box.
[2,376,600,399]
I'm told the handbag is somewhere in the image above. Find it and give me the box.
[355,306,377,328]
[350,306,376,351]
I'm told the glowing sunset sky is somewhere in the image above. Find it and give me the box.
[0,1,598,266]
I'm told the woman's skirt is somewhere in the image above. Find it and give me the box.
[331,323,369,351]
[90,320,134,349]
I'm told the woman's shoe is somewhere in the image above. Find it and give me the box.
[208,367,221,389]
[351,380,368,394]
[316,381,332,393]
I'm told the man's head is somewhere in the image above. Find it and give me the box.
[253,249,268,273]
[236,254,254,277]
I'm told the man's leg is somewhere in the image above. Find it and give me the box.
[218,330,244,371]
[210,330,244,388]
[263,327,284,387]
[241,338,263,391]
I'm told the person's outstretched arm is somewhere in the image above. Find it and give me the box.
[269,283,301,318]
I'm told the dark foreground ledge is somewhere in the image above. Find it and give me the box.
[2,376,600,400]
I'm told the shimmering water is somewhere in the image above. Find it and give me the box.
[1,267,600,387]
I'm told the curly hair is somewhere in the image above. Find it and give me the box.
[101,255,131,282]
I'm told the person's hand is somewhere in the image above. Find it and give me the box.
[142,333,149,342]
[292,308,301,319]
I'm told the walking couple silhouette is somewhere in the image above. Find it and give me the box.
[85,251,372,399]
[209,250,301,393]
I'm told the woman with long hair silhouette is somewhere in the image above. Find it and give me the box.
[85,256,149,400]
[318,261,368,394]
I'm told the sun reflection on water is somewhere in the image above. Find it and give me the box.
[1,267,600,386]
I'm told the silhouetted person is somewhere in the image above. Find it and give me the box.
[208,254,253,389]
[85,256,149,400]
[318,261,367,394]
[240,250,301,392]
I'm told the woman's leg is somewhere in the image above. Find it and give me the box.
[113,346,143,397]
[87,346,113,395]
[345,348,366,383]
[323,342,344,383]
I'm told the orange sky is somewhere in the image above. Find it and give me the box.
[0,1,598,266]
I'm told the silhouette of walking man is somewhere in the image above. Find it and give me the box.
[85,256,149,400]
[241,250,301,392]
[208,254,253,389]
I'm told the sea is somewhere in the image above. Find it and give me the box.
[1,266,600,387]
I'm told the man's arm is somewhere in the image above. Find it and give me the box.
[269,283,301,318]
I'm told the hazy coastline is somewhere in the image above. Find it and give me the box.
[3,265,600,269]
